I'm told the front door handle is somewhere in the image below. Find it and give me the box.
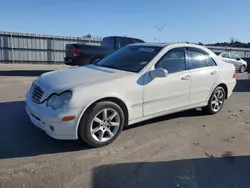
[211,70,217,75]
[181,75,190,80]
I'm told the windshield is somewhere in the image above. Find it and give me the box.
[96,45,162,72]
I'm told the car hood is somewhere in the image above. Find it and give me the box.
[35,65,133,93]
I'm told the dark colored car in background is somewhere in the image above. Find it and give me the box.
[64,36,145,66]
[247,60,250,73]
[241,58,250,73]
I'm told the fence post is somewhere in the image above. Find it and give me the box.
[10,33,14,63]
[53,36,56,64]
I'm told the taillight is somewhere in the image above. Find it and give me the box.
[73,48,80,56]
[232,69,236,78]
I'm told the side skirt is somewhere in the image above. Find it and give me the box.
[128,102,207,126]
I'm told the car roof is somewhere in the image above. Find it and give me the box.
[129,42,210,49]
[129,43,169,47]
[103,36,144,40]
[129,43,217,55]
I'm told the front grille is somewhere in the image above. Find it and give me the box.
[31,84,44,104]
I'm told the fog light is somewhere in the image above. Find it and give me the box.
[49,126,54,131]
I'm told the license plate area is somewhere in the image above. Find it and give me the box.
[27,106,45,127]
[31,113,45,128]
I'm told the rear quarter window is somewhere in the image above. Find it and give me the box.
[207,57,217,67]
[101,37,114,48]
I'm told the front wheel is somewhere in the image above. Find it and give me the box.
[79,101,125,147]
[202,86,225,115]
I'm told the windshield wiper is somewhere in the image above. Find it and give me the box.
[98,64,119,70]
[96,64,137,73]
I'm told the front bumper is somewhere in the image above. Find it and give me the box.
[26,91,81,140]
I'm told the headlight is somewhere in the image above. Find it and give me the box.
[46,91,72,110]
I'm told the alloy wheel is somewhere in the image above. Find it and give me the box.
[90,108,120,142]
[211,89,224,112]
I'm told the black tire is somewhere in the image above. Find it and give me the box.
[239,65,246,73]
[78,101,125,148]
[202,86,226,115]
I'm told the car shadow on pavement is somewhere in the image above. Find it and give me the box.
[0,101,208,159]
[125,109,205,131]
[234,79,250,92]
[0,70,52,77]
[0,101,209,159]
[0,101,91,159]
[92,156,250,188]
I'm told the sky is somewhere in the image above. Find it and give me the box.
[0,0,249,43]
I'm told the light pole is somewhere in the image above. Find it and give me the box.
[154,23,167,43]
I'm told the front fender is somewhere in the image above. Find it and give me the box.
[73,93,131,139]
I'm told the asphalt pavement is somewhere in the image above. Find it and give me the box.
[0,64,250,188]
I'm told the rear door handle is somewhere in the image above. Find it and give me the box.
[181,75,190,80]
[211,70,217,75]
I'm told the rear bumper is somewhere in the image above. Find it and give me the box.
[227,79,237,98]
[64,57,78,66]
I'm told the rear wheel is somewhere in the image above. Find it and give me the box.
[202,86,225,115]
[79,101,125,147]
[239,65,246,73]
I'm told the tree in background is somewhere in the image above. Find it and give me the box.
[206,37,250,48]
[229,36,236,44]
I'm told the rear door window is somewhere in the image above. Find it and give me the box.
[230,53,239,60]
[187,48,217,70]
[221,53,230,58]
[188,50,207,69]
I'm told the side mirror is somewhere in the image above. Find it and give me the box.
[236,57,241,61]
[150,68,168,79]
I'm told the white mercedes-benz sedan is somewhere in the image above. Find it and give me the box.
[26,43,236,147]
